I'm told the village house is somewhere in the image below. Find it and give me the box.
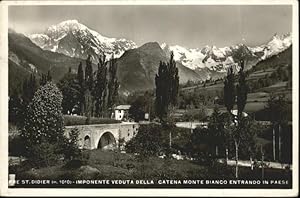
[113,105,131,121]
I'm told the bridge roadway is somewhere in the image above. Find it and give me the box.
[65,122,139,150]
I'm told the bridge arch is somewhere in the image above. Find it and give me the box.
[83,135,91,149]
[97,131,117,150]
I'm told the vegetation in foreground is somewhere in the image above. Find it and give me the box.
[10,149,291,188]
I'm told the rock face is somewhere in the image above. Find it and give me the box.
[29,20,137,62]
[115,42,204,94]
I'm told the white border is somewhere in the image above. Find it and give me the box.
[0,0,298,197]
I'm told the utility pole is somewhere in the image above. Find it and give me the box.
[169,131,172,148]
[278,124,281,162]
[226,148,228,165]
[148,98,151,122]
[273,126,276,161]
[261,145,264,181]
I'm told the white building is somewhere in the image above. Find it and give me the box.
[113,105,131,121]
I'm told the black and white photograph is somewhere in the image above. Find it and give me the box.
[0,0,298,197]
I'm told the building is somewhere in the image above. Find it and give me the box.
[113,105,131,121]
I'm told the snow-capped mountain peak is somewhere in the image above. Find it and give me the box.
[29,20,137,62]
[161,33,292,73]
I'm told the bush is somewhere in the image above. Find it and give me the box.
[9,135,26,156]
[62,128,81,161]
[21,82,64,147]
[64,115,121,126]
[63,159,83,170]
[125,124,166,158]
[27,142,62,168]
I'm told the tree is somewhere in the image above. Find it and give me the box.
[208,106,226,157]
[238,117,259,159]
[22,74,38,106]
[57,69,81,114]
[9,92,24,127]
[236,64,248,119]
[265,94,289,161]
[224,60,250,179]
[107,55,119,112]
[83,55,94,118]
[224,67,235,115]
[47,70,52,82]
[85,55,93,91]
[21,82,64,149]
[93,53,108,117]
[77,62,85,115]
[129,95,149,122]
[39,73,47,87]
[230,61,249,179]
[125,124,165,158]
[62,128,81,160]
[155,52,179,122]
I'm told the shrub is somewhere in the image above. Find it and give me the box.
[27,142,62,168]
[21,82,64,148]
[9,135,26,156]
[20,82,66,167]
[62,128,81,161]
[64,115,121,126]
[125,124,166,158]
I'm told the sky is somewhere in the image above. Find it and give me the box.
[8,5,292,48]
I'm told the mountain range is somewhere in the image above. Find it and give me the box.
[161,33,292,72]
[29,20,137,63]
[9,20,292,94]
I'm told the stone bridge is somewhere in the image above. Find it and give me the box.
[65,122,140,150]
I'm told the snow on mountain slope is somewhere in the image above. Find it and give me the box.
[161,33,292,73]
[29,20,291,80]
[29,20,137,62]
[250,33,292,60]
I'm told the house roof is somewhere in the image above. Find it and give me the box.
[114,105,131,110]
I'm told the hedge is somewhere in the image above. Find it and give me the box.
[64,115,121,126]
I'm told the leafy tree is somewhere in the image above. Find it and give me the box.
[21,82,64,150]
[265,94,289,161]
[84,89,93,119]
[155,52,179,122]
[129,96,148,122]
[93,53,108,117]
[22,74,38,106]
[77,62,85,115]
[223,67,235,115]
[83,55,94,117]
[39,73,48,87]
[47,70,52,81]
[208,106,226,157]
[85,55,93,91]
[266,94,289,124]
[57,69,81,114]
[9,93,24,127]
[189,127,213,162]
[62,128,81,160]
[236,64,248,119]
[107,55,119,111]
[129,92,154,122]
[238,117,259,159]
[125,124,165,158]
[29,142,62,167]
[224,60,250,179]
